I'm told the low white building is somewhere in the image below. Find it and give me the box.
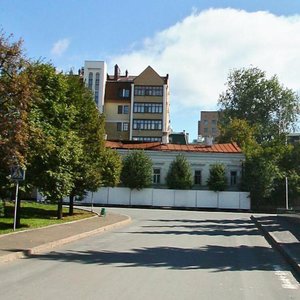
[106,141,245,191]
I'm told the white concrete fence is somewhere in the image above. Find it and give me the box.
[78,187,251,210]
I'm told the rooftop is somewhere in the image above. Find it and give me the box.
[105,141,242,153]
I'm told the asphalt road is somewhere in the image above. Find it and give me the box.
[0,208,299,300]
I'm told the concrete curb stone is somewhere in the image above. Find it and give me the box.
[251,215,300,277]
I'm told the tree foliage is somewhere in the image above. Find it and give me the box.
[217,118,260,156]
[207,163,227,192]
[64,75,106,214]
[166,154,193,189]
[218,67,300,143]
[121,151,153,190]
[27,63,82,218]
[0,31,34,200]
[100,148,122,188]
[275,143,300,207]
[218,67,300,209]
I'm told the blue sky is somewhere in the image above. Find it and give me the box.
[2,1,300,140]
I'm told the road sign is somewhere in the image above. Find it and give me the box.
[10,166,25,181]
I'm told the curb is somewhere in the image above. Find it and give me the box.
[251,215,300,277]
[0,216,131,264]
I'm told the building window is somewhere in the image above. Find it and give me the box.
[230,171,237,186]
[153,168,161,184]
[88,72,93,89]
[194,170,202,185]
[203,120,208,126]
[133,103,163,113]
[134,86,163,96]
[117,122,122,131]
[211,119,217,125]
[118,105,129,114]
[119,88,130,98]
[204,128,208,133]
[95,72,100,91]
[123,122,129,131]
[94,91,99,104]
[132,136,162,142]
[133,119,162,130]
[123,105,129,114]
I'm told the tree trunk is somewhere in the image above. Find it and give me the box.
[69,195,74,216]
[57,198,63,219]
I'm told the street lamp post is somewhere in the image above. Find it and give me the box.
[285,134,289,210]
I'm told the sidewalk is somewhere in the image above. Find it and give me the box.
[251,214,300,277]
[0,212,131,264]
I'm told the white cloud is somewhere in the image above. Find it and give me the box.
[51,38,70,56]
[109,8,300,138]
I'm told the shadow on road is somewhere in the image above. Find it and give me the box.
[29,216,291,272]
[31,244,279,272]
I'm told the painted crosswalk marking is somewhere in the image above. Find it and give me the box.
[274,265,299,290]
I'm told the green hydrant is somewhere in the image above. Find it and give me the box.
[100,208,106,216]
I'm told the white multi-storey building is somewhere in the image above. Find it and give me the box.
[83,61,107,113]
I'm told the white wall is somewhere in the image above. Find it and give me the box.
[80,187,251,210]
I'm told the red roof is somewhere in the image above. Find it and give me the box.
[105,141,242,153]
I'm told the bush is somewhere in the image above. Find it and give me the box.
[0,199,5,217]
[121,151,153,190]
[166,154,193,189]
[207,163,227,192]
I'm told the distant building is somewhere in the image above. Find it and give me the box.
[287,133,300,144]
[169,131,189,145]
[83,61,170,142]
[106,140,244,190]
[198,111,220,141]
[83,61,107,113]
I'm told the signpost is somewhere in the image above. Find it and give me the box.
[10,165,25,231]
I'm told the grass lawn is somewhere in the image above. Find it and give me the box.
[0,200,95,235]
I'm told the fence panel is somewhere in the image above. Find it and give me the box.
[77,187,250,210]
[131,188,153,206]
[153,189,174,207]
[174,190,197,207]
[218,192,240,209]
[239,192,251,210]
[196,191,218,208]
[108,187,130,205]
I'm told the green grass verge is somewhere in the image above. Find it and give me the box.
[0,201,94,235]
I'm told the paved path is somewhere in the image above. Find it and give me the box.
[0,211,130,263]
[0,208,299,300]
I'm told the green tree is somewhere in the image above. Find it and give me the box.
[121,151,152,190]
[0,31,33,203]
[64,75,106,215]
[217,118,260,157]
[207,163,227,192]
[166,154,193,189]
[27,63,82,219]
[100,148,122,187]
[218,67,300,143]
[241,143,285,209]
[275,142,300,207]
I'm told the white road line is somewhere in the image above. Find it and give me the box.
[273,265,299,290]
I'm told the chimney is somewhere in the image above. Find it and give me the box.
[114,64,120,80]
[125,70,128,77]
[204,136,213,146]
[162,132,169,144]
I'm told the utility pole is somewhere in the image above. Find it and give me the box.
[285,134,289,210]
